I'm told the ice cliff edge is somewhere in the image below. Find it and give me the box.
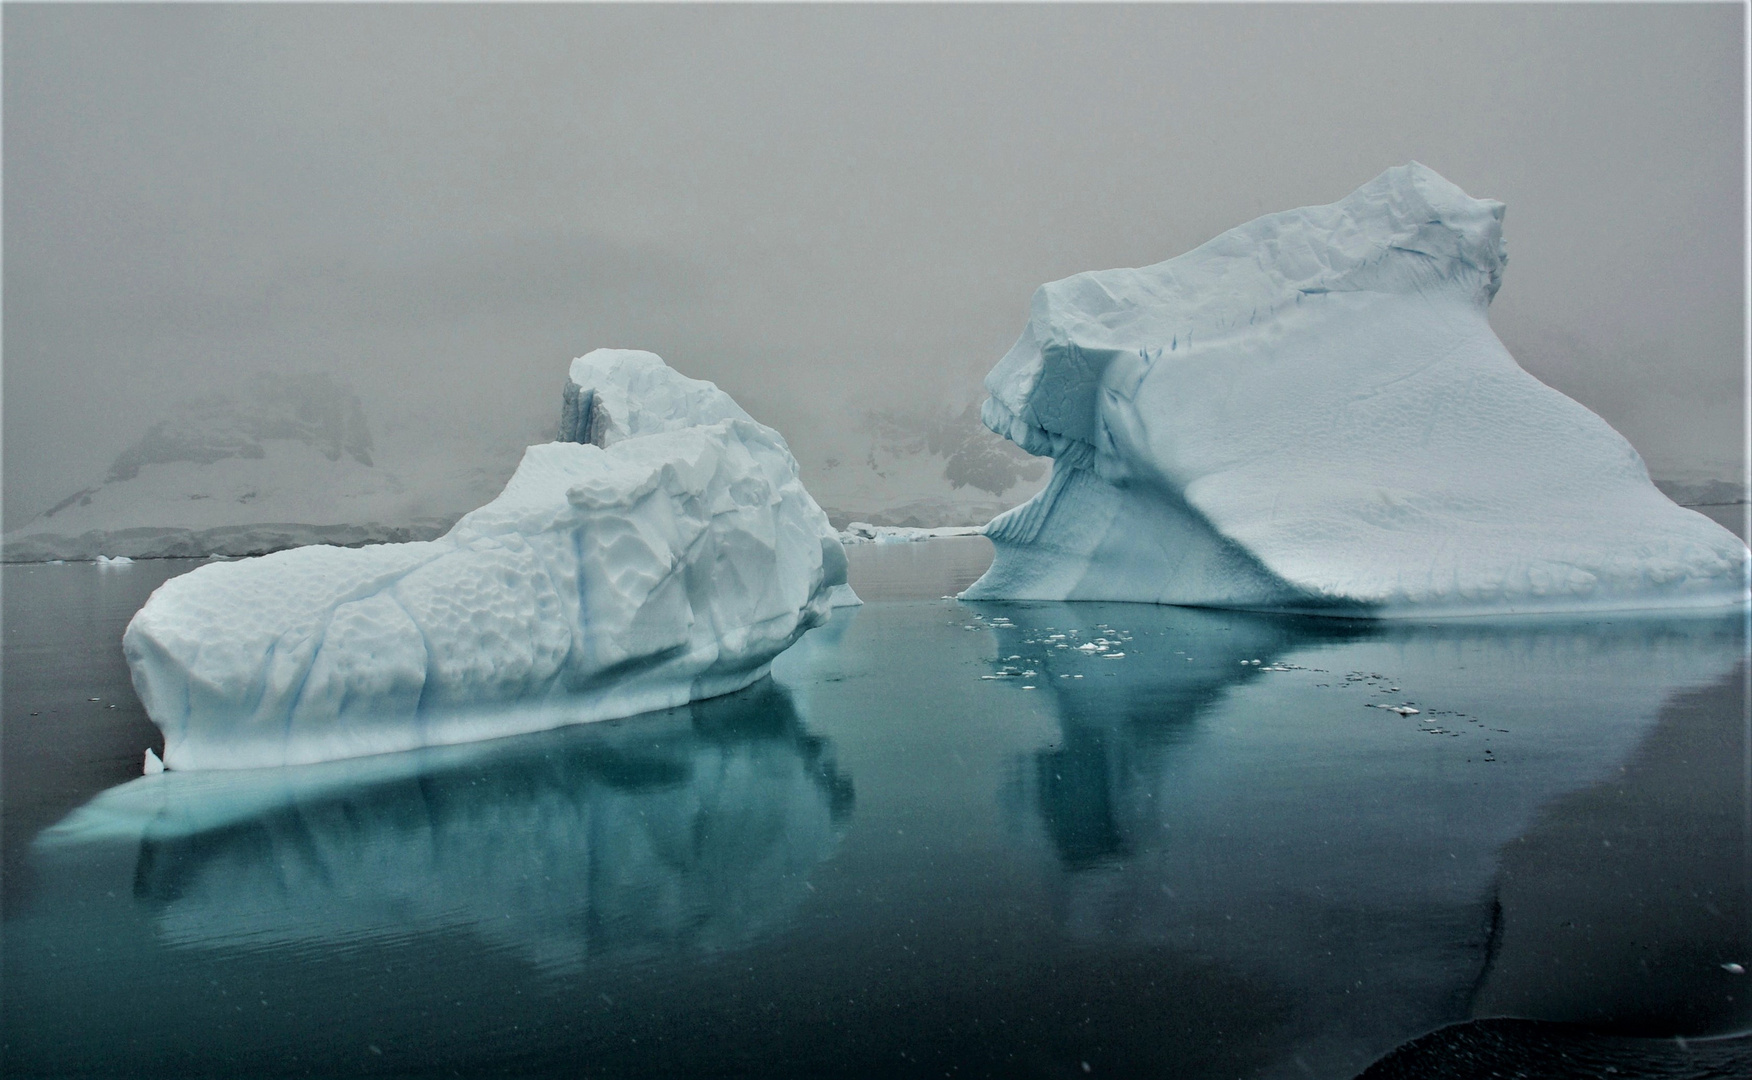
[964,163,1748,616]
[124,349,854,770]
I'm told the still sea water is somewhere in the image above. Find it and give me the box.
[3,538,1748,1079]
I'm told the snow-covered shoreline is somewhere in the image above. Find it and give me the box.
[2,520,456,564]
[5,518,997,563]
[836,522,986,545]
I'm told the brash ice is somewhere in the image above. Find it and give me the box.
[124,350,855,770]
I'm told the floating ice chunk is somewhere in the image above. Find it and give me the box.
[143,748,164,775]
[963,163,1749,617]
[95,554,133,567]
[124,350,850,770]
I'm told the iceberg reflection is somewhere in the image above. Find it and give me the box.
[976,602,1747,1073]
[970,602,1360,870]
[42,680,853,972]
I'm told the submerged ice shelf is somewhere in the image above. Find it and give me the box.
[124,350,856,770]
[964,163,1749,616]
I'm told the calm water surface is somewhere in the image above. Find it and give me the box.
[3,540,1748,1078]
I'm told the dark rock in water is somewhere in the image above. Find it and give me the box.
[1357,1019,1752,1080]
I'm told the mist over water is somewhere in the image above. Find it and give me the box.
[4,4,1744,530]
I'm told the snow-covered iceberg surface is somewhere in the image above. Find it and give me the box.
[965,163,1749,616]
[124,349,855,770]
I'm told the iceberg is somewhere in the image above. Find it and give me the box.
[123,349,855,770]
[965,163,1749,616]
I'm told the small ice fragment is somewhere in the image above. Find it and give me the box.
[143,748,164,775]
[1723,962,1746,975]
[1103,652,1126,659]
[1389,706,1421,716]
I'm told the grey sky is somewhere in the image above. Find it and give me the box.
[5,3,1745,521]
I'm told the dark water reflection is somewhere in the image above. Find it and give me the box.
[4,546,1749,1079]
[971,599,1749,1073]
[73,680,852,971]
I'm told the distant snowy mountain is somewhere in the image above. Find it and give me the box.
[2,373,510,561]
[1653,476,1749,541]
[3,368,1051,562]
[805,404,1047,529]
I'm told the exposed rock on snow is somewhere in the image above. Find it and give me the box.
[964,163,1749,616]
[123,350,854,770]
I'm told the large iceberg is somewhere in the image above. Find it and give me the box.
[124,349,854,770]
[965,163,1749,616]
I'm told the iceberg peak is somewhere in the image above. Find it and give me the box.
[559,348,759,447]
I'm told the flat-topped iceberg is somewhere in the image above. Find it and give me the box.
[124,349,854,770]
[965,163,1749,616]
